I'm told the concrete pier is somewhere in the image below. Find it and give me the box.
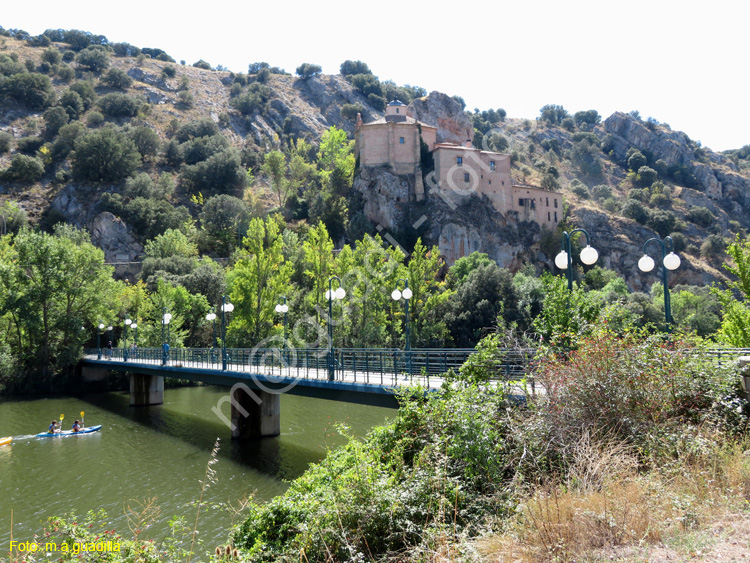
[129,373,164,406]
[231,386,281,439]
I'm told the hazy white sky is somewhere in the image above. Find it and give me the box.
[3,0,748,150]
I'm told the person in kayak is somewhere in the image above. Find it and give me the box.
[48,420,60,433]
[72,420,82,432]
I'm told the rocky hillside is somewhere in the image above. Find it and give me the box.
[1,28,749,290]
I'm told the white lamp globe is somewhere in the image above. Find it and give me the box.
[125,318,132,326]
[391,289,402,301]
[162,313,172,324]
[402,287,413,300]
[131,323,137,329]
[275,304,282,313]
[335,287,346,300]
[638,255,655,272]
[580,245,599,266]
[225,303,234,313]
[663,252,681,271]
[555,251,569,270]
[107,326,113,331]
[325,289,332,300]
[98,323,105,330]
[281,304,289,313]
[206,312,216,321]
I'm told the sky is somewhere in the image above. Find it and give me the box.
[2,0,748,151]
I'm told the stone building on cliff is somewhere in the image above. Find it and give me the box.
[355,99,562,233]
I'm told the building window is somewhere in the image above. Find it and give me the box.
[399,137,404,144]
[396,108,400,113]
[464,172,470,182]
[519,198,524,206]
[554,212,558,222]
[457,156,463,166]
[488,180,491,185]
[490,160,495,171]
[554,199,558,208]
[548,212,551,221]
[546,197,549,207]
[531,200,536,209]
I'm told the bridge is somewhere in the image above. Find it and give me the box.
[80,346,535,439]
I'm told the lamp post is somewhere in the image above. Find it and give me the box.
[555,229,599,290]
[123,314,132,361]
[107,325,113,358]
[220,296,234,371]
[326,277,346,381]
[391,279,413,374]
[161,308,172,365]
[275,297,289,353]
[97,321,104,359]
[206,307,217,364]
[131,322,137,358]
[638,235,681,331]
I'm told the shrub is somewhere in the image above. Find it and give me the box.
[161,65,176,78]
[0,131,11,153]
[16,136,45,155]
[340,60,372,76]
[123,198,191,240]
[701,234,725,259]
[100,67,133,89]
[72,127,142,182]
[295,63,322,78]
[646,209,677,237]
[75,46,110,72]
[68,80,97,110]
[4,153,45,183]
[669,232,688,253]
[56,65,75,81]
[177,90,194,108]
[3,72,54,109]
[86,111,104,127]
[192,59,212,70]
[561,116,575,131]
[97,92,141,117]
[123,172,156,198]
[627,150,647,172]
[59,89,84,119]
[127,125,161,159]
[686,206,714,228]
[51,121,85,160]
[590,184,612,200]
[340,103,363,119]
[43,106,69,138]
[569,178,589,198]
[637,165,658,187]
[179,148,245,196]
[621,199,649,224]
[41,47,62,65]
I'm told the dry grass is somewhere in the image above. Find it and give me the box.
[475,434,750,563]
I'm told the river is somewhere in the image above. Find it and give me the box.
[0,387,394,550]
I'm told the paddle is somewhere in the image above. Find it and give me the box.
[80,411,85,429]
[59,413,64,433]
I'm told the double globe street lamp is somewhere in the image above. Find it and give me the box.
[97,321,105,359]
[124,314,132,361]
[161,308,172,365]
[326,277,346,381]
[206,307,217,363]
[391,279,413,375]
[555,229,599,290]
[275,297,289,355]
[638,235,681,331]
[220,296,234,370]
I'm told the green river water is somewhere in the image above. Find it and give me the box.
[0,387,394,550]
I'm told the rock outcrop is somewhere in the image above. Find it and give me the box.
[90,212,143,280]
[406,92,473,145]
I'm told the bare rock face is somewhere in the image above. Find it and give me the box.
[352,167,414,231]
[406,92,473,145]
[603,112,750,201]
[90,212,143,279]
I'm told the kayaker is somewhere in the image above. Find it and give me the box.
[48,420,60,434]
[72,420,81,432]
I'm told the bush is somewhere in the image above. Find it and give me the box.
[161,65,176,78]
[123,198,191,240]
[68,80,97,110]
[100,67,133,89]
[97,92,141,117]
[4,153,44,183]
[340,60,372,76]
[179,148,245,196]
[621,199,649,224]
[669,232,688,253]
[75,46,110,72]
[127,125,161,159]
[637,165,658,187]
[41,47,62,65]
[177,90,194,108]
[340,103,363,119]
[701,234,725,259]
[86,111,104,127]
[569,178,589,198]
[3,72,54,109]
[43,106,69,138]
[646,209,677,237]
[686,206,715,228]
[16,136,45,155]
[590,184,612,200]
[72,127,142,182]
[295,63,322,79]
[56,65,75,81]
[52,121,85,160]
[192,59,212,70]
[59,89,84,119]
[123,172,156,198]
[0,131,11,153]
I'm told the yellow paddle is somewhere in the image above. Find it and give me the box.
[80,411,85,429]
[59,413,64,433]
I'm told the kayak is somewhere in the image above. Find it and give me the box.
[0,436,11,447]
[36,425,102,438]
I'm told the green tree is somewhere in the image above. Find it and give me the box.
[229,216,292,346]
[101,67,133,89]
[406,239,451,346]
[715,235,750,346]
[3,72,54,109]
[72,127,142,182]
[533,273,602,348]
[261,150,289,209]
[295,63,322,79]
[447,251,493,286]
[4,154,44,183]
[0,226,120,384]
[75,46,110,72]
[302,222,336,325]
[97,92,141,117]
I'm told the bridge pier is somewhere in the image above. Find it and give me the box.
[231,387,280,439]
[130,374,164,406]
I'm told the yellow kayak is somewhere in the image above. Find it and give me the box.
[0,436,11,447]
